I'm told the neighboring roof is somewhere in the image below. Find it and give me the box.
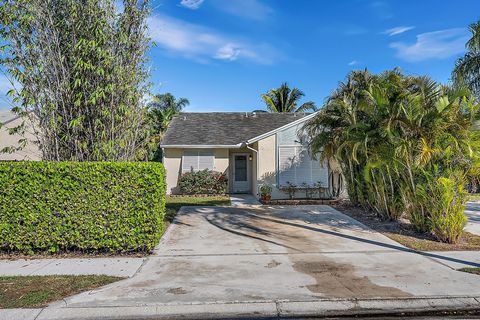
[161,112,314,147]
[0,109,17,125]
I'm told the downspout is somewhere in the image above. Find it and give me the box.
[245,143,259,197]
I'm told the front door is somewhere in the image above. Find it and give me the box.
[232,154,250,193]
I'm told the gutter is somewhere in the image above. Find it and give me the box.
[160,144,242,149]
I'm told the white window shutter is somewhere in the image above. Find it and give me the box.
[198,150,214,170]
[278,145,329,187]
[182,150,199,172]
[311,159,329,187]
[182,150,214,172]
[278,146,298,186]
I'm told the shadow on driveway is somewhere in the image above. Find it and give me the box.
[185,206,480,268]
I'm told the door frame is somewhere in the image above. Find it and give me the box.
[230,152,251,194]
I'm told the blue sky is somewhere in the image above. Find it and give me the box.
[1,0,479,111]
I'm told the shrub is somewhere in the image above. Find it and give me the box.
[426,175,468,243]
[178,169,227,195]
[0,161,166,254]
[280,181,296,199]
[259,184,272,197]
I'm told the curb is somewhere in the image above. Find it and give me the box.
[3,296,480,320]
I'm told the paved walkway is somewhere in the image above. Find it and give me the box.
[465,201,480,235]
[229,193,261,206]
[0,257,145,277]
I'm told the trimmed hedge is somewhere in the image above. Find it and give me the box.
[0,161,166,254]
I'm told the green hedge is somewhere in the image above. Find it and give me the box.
[0,161,165,254]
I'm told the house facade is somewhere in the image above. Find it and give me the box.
[0,110,40,161]
[161,112,341,199]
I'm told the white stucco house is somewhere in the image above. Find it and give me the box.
[161,112,342,199]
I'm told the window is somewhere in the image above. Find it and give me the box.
[278,146,328,187]
[182,150,214,172]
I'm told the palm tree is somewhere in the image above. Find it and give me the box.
[261,83,317,113]
[146,93,189,161]
[304,69,477,242]
[453,21,480,99]
[148,93,190,132]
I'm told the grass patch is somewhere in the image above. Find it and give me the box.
[0,275,122,308]
[333,202,480,251]
[469,194,480,202]
[459,267,480,275]
[165,195,231,222]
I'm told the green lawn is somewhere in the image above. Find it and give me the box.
[469,194,480,202]
[0,275,122,308]
[459,267,480,275]
[165,195,231,222]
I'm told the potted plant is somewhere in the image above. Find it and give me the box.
[259,184,272,203]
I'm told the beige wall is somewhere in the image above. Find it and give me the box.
[214,149,229,174]
[163,148,232,195]
[163,148,183,194]
[255,134,294,199]
[0,117,41,161]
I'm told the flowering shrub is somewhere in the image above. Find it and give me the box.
[178,169,228,195]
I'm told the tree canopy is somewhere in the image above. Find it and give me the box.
[0,0,151,161]
[261,83,317,113]
[146,93,189,161]
[304,69,479,243]
[453,20,480,100]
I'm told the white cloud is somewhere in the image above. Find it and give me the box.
[211,0,273,21]
[180,0,204,10]
[390,28,469,62]
[214,44,241,61]
[383,26,415,36]
[348,60,358,66]
[148,15,278,64]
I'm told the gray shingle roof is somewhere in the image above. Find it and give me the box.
[161,112,310,146]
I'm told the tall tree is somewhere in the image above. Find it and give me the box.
[304,69,478,243]
[146,93,189,161]
[0,0,151,161]
[261,83,317,113]
[453,20,480,99]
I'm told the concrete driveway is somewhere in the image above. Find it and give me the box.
[59,205,480,308]
[465,201,480,235]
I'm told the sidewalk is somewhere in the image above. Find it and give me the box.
[229,194,261,206]
[0,257,145,277]
[424,250,480,269]
[3,296,480,320]
[466,201,480,235]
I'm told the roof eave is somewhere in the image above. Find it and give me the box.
[160,144,243,149]
[245,111,319,145]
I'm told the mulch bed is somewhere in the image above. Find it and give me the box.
[331,201,480,251]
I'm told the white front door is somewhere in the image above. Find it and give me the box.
[232,154,250,193]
